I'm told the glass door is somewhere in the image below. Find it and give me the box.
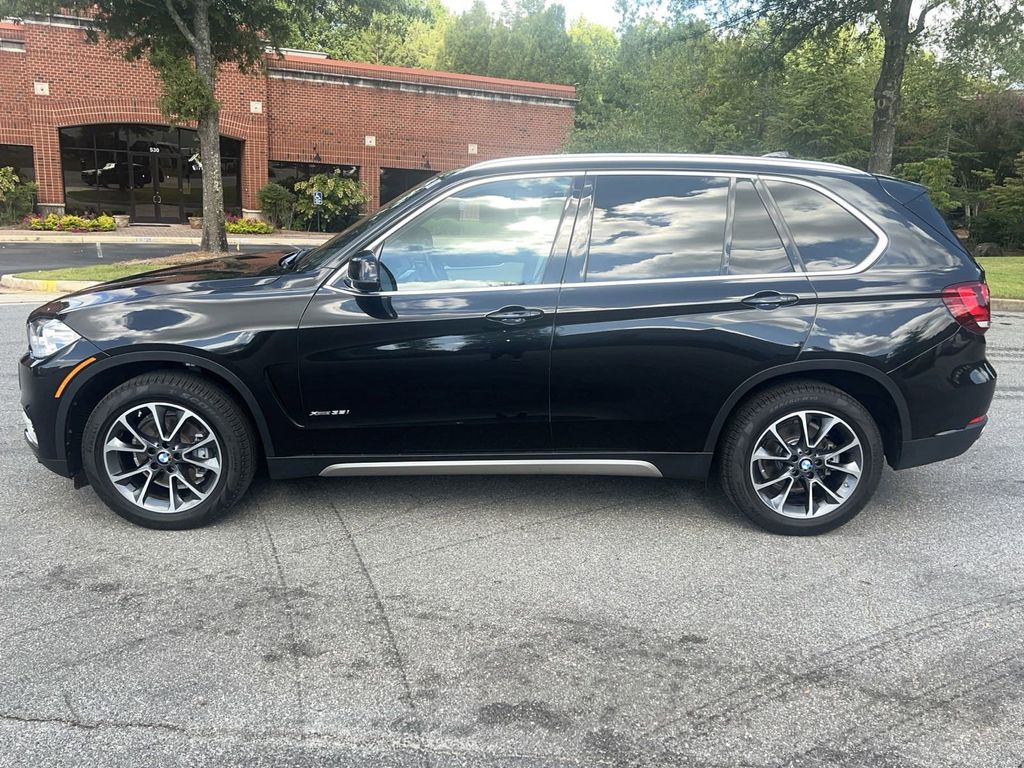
[130,151,183,223]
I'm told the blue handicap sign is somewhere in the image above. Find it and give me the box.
[313,190,324,206]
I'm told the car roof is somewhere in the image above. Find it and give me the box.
[451,153,871,181]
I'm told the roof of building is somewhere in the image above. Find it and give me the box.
[268,52,577,101]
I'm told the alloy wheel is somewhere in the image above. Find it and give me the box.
[748,409,863,519]
[102,402,222,514]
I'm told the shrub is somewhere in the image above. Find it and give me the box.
[224,214,274,234]
[58,214,91,231]
[257,182,296,229]
[293,170,369,232]
[22,212,117,231]
[971,152,1024,247]
[0,166,37,225]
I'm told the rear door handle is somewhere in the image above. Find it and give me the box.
[485,306,545,325]
[742,292,800,310]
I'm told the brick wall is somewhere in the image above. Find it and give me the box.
[0,18,576,217]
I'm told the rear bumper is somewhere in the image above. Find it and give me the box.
[892,417,987,470]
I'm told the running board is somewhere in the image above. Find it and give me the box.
[318,459,663,478]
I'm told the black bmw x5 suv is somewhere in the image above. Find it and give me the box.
[20,154,996,534]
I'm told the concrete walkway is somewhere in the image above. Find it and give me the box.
[0,224,331,247]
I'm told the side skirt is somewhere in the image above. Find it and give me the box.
[267,452,712,481]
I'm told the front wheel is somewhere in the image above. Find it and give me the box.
[718,381,884,535]
[81,371,257,529]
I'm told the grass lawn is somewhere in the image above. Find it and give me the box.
[14,252,216,283]
[977,256,1024,301]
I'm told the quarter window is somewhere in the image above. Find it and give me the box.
[586,175,729,282]
[728,180,793,274]
[765,180,877,271]
[379,176,572,292]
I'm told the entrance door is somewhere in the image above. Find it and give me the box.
[131,151,182,223]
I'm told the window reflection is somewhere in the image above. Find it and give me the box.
[729,180,793,274]
[586,175,729,281]
[766,181,877,271]
[380,176,571,292]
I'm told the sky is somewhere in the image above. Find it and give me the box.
[440,0,623,29]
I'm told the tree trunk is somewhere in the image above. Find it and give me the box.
[193,0,228,253]
[868,1,913,175]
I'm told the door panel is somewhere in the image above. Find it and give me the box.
[550,276,817,453]
[297,286,560,455]
[296,174,579,456]
[550,172,817,454]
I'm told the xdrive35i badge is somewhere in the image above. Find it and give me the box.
[309,410,351,417]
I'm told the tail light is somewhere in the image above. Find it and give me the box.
[942,281,990,334]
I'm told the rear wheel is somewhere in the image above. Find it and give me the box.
[82,372,256,529]
[718,381,883,535]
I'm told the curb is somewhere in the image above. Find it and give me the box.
[992,298,1024,314]
[0,232,330,247]
[0,274,97,294]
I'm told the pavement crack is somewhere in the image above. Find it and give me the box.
[258,510,308,738]
[314,487,432,768]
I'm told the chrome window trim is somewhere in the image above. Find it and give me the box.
[323,168,887,298]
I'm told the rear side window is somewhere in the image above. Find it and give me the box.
[586,175,729,281]
[765,180,877,271]
[728,180,793,274]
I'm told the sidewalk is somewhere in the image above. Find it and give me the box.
[0,224,332,247]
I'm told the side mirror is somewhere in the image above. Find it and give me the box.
[346,251,380,292]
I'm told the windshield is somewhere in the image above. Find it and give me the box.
[293,172,452,271]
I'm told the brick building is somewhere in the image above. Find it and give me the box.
[0,15,576,223]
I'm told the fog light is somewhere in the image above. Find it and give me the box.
[22,410,38,448]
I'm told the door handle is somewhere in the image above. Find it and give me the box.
[742,292,800,310]
[485,306,545,325]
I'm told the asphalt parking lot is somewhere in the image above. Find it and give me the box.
[1,302,1021,768]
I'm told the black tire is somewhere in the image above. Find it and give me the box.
[81,371,257,529]
[718,380,884,535]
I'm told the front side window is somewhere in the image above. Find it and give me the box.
[378,176,572,292]
[728,180,793,275]
[765,180,878,271]
[585,175,729,282]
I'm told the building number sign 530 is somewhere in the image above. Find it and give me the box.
[149,146,160,153]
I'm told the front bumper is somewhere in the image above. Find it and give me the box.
[19,338,106,479]
[892,417,987,470]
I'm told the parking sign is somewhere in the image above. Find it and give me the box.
[313,190,324,206]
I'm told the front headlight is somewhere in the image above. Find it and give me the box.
[28,318,81,359]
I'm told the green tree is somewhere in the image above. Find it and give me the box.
[441,0,494,75]
[973,152,1024,245]
[0,0,291,252]
[767,27,877,166]
[308,0,450,68]
[895,157,960,213]
[697,0,1024,174]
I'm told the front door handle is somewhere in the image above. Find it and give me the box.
[485,306,545,325]
[742,291,800,310]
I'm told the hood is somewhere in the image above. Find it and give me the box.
[30,250,307,319]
